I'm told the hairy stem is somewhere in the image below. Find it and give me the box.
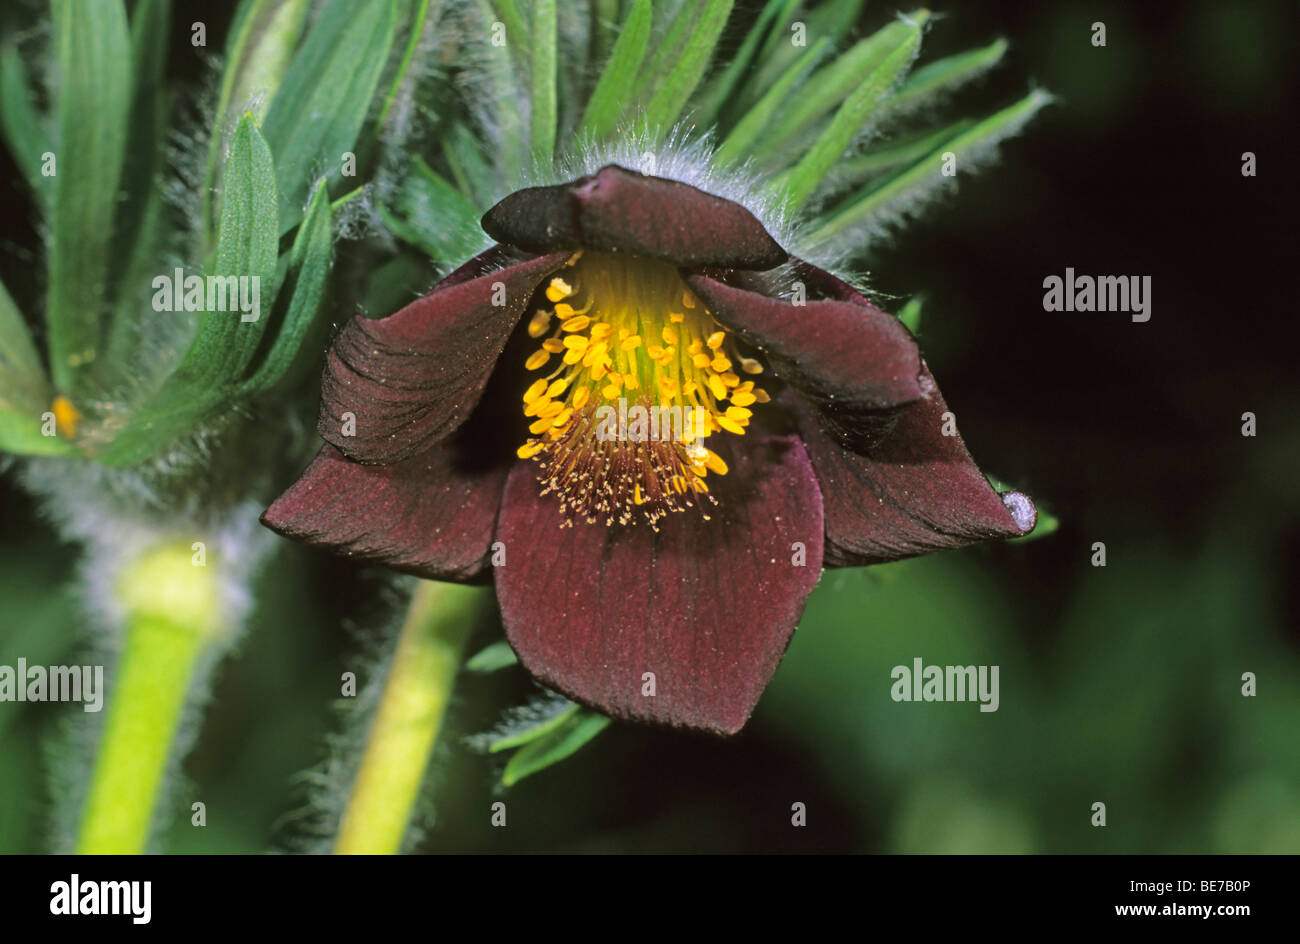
[76,541,223,853]
[333,580,483,855]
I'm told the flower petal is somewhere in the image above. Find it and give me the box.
[481,164,787,270]
[320,250,568,463]
[494,430,824,735]
[792,371,1036,566]
[685,272,923,425]
[261,438,508,581]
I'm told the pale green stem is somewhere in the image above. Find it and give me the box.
[77,541,224,854]
[333,580,484,855]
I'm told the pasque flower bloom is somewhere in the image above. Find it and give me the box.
[263,165,1036,734]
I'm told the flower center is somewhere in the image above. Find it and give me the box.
[515,251,769,529]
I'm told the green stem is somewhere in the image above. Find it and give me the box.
[333,580,483,855]
[76,541,224,854]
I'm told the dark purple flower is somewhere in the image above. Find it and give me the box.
[263,165,1035,735]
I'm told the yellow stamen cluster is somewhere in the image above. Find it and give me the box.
[516,251,770,528]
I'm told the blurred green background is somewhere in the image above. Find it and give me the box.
[1,0,1297,852]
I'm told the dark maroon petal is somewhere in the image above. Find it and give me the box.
[320,251,568,463]
[494,430,824,735]
[686,273,923,421]
[481,164,787,270]
[792,371,1036,567]
[261,440,508,581]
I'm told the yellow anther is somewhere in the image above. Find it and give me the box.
[529,416,555,435]
[572,386,591,409]
[590,322,613,338]
[620,335,642,351]
[517,440,545,459]
[622,372,638,389]
[524,378,549,403]
[706,331,725,350]
[542,338,566,353]
[527,310,552,338]
[647,344,665,360]
[753,388,771,403]
[731,391,757,407]
[546,377,569,398]
[661,325,678,345]
[707,374,728,401]
[739,356,763,375]
[525,349,550,370]
[545,277,573,302]
[561,314,591,332]
[692,352,711,369]
[705,449,728,475]
[602,383,622,400]
[716,416,746,435]
[710,356,732,373]
[721,372,740,387]
[682,290,697,309]
[51,395,81,439]
[725,406,752,422]
[524,395,551,417]
[539,400,564,417]
[563,334,589,350]
[669,311,685,323]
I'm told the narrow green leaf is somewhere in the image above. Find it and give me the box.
[465,641,518,673]
[201,0,312,244]
[0,280,69,457]
[501,710,611,786]
[476,0,525,184]
[0,278,44,384]
[374,0,433,135]
[530,0,557,165]
[489,703,579,753]
[692,0,792,129]
[489,0,528,57]
[836,119,975,184]
[715,36,828,167]
[633,1,700,101]
[738,0,862,115]
[810,89,1052,244]
[441,123,496,210]
[239,180,333,395]
[262,0,398,233]
[46,0,132,395]
[774,10,929,211]
[0,45,53,205]
[578,0,652,143]
[885,38,1008,117]
[753,24,915,161]
[643,0,733,138]
[99,114,278,466]
[897,295,922,334]
[378,157,486,263]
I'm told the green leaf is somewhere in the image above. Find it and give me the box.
[46,0,132,395]
[465,641,518,673]
[99,114,278,466]
[773,10,930,211]
[738,0,863,115]
[897,295,922,334]
[489,703,579,753]
[810,89,1052,244]
[0,279,71,457]
[0,45,53,206]
[441,123,496,210]
[835,118,975,185]
[578,0,652,143]
[475,0,525,184]
[201,0,312,245]
[529,0,557,165]
[692,0,793,130]
[239,180,333,395]
[501,710,611,787]
[715,36,828,167]
[642,0,733,139]
[753,24,915,162]
[378,157,486,262]
[884,38,1008,117]
[261,0,398,233]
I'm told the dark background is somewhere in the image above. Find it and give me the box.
[1,0,1296,853]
